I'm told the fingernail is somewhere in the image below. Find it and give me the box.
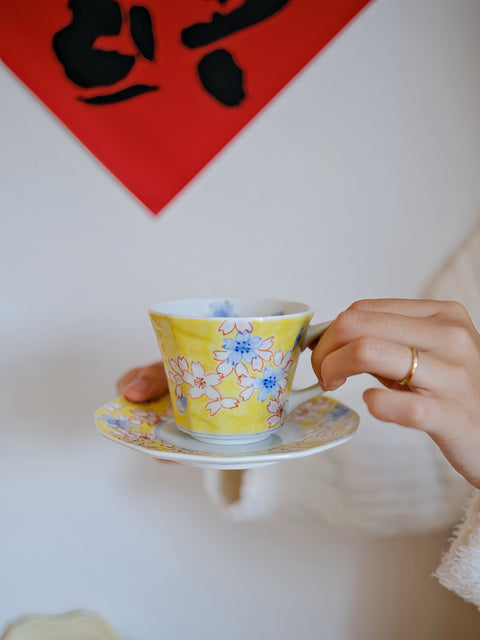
[124,379,151,398]
[328,378,346,391]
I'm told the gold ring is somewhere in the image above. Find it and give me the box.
[398,347,418,386]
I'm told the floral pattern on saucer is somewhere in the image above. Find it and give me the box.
[95,394,359,469]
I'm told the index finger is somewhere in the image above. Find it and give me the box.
[348,298,466,320]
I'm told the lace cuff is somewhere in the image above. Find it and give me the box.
[434,490,480,610]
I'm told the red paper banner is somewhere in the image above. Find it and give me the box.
[0,0,373,214]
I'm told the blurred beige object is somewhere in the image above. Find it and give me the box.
[1,611,126,640]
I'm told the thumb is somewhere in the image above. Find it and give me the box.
[117,362,168,402]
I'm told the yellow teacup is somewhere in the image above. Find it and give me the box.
[149,298,329,444]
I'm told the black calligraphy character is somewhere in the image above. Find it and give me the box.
[53,0,158,105]
[181,0,291,106]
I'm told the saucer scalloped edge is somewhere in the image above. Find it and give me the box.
[95,394,359,469]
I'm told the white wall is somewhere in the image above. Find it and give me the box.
[1,0,480,638]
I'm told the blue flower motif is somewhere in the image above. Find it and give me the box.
[293,326,305,351]
[222,332,264,366]
[98,413,130,429]
[176,396,188,413]
[325,404,351,421]
[252,366,283,402]
[207,300,236,318]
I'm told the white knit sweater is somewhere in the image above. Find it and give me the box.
[204,217,480,609]
[426,219,480,608]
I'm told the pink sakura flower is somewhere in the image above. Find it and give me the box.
[123,430,158,444]
[167,356,189,397]
[118,429,144,443]
[289,398,325,422]
[238,375,256,401]
[130,409,162,426]
[137,432,158,443]
[183,362,222,400]
[104,401,123,412]
[218,319,253,335]
[273,348,294,375]
[205,397,239,416]
[266,392,288,428]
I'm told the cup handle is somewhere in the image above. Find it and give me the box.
[300,320,331,351]
[288,321,332,412]
[288,383,324,412]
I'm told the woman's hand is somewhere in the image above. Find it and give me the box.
[117,361,168,402]
[311,299,480,489]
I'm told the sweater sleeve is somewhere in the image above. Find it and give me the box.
[426,218,480,604]
[434,490,480,610]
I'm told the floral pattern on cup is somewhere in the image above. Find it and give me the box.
[214,331,274,376]
[163,322,295,423]
[218,318,253,335]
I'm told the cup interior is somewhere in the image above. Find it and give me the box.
[149,298,311,319]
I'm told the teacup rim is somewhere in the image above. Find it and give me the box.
[148,297,314,320]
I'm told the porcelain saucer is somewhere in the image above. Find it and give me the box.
[95,394,359,469]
